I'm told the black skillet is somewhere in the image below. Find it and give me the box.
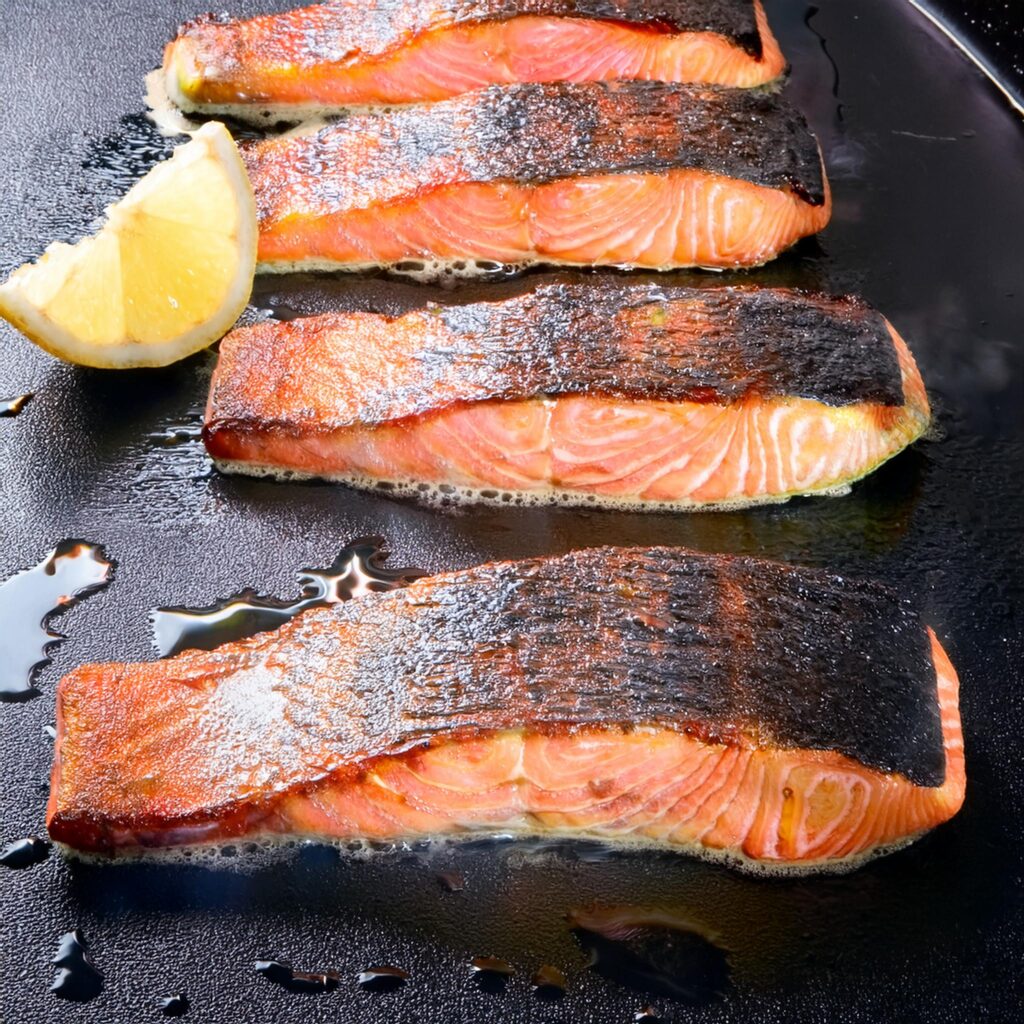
[1,1,1023,1021]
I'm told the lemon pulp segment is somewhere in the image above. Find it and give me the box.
[0,121,256,368]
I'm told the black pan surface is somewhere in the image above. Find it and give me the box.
[1,2,1023,1022]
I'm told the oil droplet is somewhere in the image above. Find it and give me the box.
[634,1006,662,1022]
[150,416,203,447]
[0,393,32,417]
[437,870,465,892]
[569,907,729,1005]
[254,960,340,994]
[470,956,514,993]
[532,964,567,1000]
[159,994,190,1017]
[0,541,113,701]
[152,537,425,657]
[0,836,50,870]
[81,112,175,190]
[357,965,409,992]
[471,956,515,975]
[50,929,103,1002]
[264,302,305,322]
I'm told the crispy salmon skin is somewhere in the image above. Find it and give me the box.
[204,281,929,510]
[48,547,964,871]
[242,81,831,273]
[164,0,786,118]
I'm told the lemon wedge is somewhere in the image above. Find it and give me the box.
[0,122,256,369]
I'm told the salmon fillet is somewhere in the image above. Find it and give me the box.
[242,81,830,272]
[47,547,965,871]
[203,281,929,510]
[164,0,786,118]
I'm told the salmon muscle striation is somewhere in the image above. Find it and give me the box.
[47,547,964,870]
[203,280,930,511]
[164,0,787,119]
[241,81,831,273]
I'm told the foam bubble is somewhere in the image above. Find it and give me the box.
[54,826,923,878]
[253,255,531,285]
[213,459,857,515]
[389,258,528,286]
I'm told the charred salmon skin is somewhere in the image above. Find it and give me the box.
[47,547,965,870]
[203,281,929,511]
[164,0,786,119]
[242,81,830,272]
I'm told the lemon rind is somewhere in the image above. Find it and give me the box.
[0,122,256,369]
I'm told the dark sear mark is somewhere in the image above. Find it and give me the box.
[294,547,939,784]
[51,548,946,856]
[437,549,928,785]
[206,283,907,448]
[182,0,765,64]
[242,81,826,216]
[436,283,905,408]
